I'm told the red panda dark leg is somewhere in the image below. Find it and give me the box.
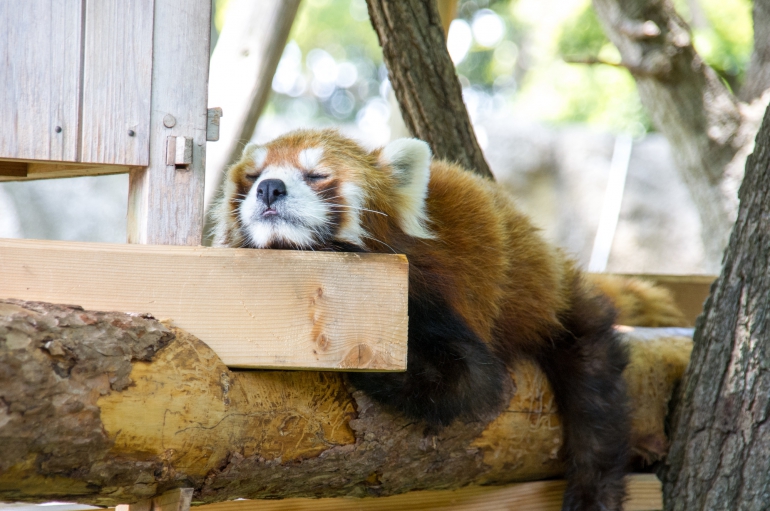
[348,294,511,427]
[537,286,630,511]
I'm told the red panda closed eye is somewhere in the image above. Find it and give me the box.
[214,128,630,510]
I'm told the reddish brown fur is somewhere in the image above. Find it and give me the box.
[221,131,580,354]
[216,129,640,511]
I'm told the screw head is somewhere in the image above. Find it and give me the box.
[128,129,136,137]
[55,126,62,133]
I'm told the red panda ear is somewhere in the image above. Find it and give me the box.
[242,143,267,168]
[379,138,435,239]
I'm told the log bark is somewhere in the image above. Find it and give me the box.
[591,0,767,270]
[0,299,692,506]
[366,0,494,179]
[662,106,770,509]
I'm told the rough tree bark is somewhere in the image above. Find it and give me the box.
[592,0,769,270]
[662,105,770,509]
[366,0,494,179]
[0,299,692,506]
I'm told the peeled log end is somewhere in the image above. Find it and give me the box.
[0,300,692,505]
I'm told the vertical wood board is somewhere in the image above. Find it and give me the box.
[0,239,409,371]
[127,0,211,245]
[79,0,154,165]
[0,0,83,162]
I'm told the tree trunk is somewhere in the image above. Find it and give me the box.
[591,0,765,270]
[0,299,692,506]
[662,105,770,510]
[366,0,493,179]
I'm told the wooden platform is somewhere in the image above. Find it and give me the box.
[0,161,136,182]
[0,238,408,370]
[113,475,662,511]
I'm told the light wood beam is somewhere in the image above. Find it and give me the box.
[0,160,135,182]
[173,474,661,511]
[0,238,408,371]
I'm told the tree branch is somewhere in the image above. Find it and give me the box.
[592,0,761,270]
[366,0,494,179]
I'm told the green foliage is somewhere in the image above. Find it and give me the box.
[213,0,755,136]
[290,0,382,64]
[692,0,753,89]
[557,5,607,60]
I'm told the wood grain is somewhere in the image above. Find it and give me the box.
[127,0,211,245]
[0,162,29,177]
[0,239,408,370]
[79,0,154,165]
[0,0,83,162]
[175,474,661,511]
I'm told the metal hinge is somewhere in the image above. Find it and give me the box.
[166,136,193,168]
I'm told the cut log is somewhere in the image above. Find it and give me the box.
[0,299,692,506]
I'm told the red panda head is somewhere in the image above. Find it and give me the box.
[212,129,435,251]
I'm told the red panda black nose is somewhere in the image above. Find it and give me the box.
[256,179,287,207]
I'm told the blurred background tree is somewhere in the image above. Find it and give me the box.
[247,0,752,140]
[0,0,761,275]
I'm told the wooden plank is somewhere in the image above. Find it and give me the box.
[0,162,28,177]
[116,488,193,511]
[127,0,211,245]
[79,0,155,165]
[0,0,83,162]
[171,474,660,511]
[0,238,408,371]
[0,160,134,182]
[203,0,301,216]
[614,273,715,327]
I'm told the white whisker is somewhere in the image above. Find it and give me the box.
[362,234,397,254]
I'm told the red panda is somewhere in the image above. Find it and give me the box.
[213,129,637,510]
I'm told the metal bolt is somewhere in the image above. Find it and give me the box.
[128,130,135,137]
[163,114,177,128]
[55,126,62,133]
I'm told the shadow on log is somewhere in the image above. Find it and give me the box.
[0,300,692,506]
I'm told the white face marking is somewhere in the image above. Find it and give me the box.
[246,146,268,169]
[298,147,323,169]
[379,138,435,239]
[230,146,370,249]
[237,164,330,248]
